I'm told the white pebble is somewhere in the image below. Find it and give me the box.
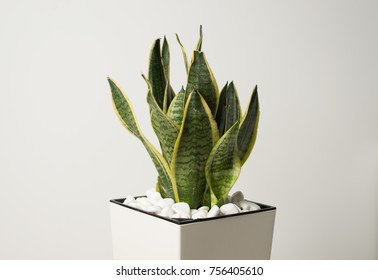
[128,202,147,211]
[146,189,162,201]
[157,198,175,209]
[207,205,220,218]
[190,209,199,216]
[198,206,209,212]
[239,200,261,211]
[231,191,244,206]
[220,203,241,215]
[136,197,153,207]
[192,210,207,220]
[172,202,190,216]
[159,207,175,218]
[171,212,190,219]
[171,213,181,219]
[145,205,161,214]
[123,195,135,205]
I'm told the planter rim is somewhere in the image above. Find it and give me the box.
[110,196,276,225]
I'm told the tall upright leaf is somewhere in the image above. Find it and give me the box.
[186,51,219,115]
[162,36,170,81]
[167,87,186,127]
[148,39,166,110]
[108,77,178,201]
[161,36,175,112]
[142,75,179,164]
[196,25,203,51]
[171,91,219,208]
[215,81,242,136]
[237,85,260,165]
[175,34,189,74]
[205,122,241,206]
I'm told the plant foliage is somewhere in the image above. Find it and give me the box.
[108,27,260,208]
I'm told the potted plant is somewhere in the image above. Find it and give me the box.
[108,27,276,260]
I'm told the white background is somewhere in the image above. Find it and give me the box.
[0,0,377,259]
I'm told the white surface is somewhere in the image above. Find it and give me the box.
[110,202,276,259]
[0,0,377,259]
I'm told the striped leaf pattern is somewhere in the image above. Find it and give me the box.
[237,86,260,165]
[171,91,219,208]
[167,87,186,127]
[205,122,241,206]
[108,27,261,209]
[215,82,242,136]
[148,39,166,109]
[186,51,219,115]
[108,77,178,201]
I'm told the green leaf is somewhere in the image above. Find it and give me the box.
[186,51,219,115]
[205,122,241,206]
[142,75,179,165]
[171,91,219,208]
[163,81,176,113]
[167,87,186,127]
[148,39,166,110]
[175,33,189,74]
[162,36,170,81]
[215,81,242,136]
[108,77,178,201]
[196,25,203,51]
[237,85,260,165]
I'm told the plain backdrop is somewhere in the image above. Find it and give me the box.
[0,0,377,259]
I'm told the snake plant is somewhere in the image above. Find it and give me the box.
[108,27,259,209]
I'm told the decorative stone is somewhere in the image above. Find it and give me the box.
[171,212,190,219]
[225,195,232,204]
[145,205,161,214]
[136,197,153,207]
[156,198,175,209]
[128,202,146,211]
[159,207,175,218]
[198,206,209,212]
[190,209,199,216]
[192,210,207,220]
[207,205,220,218]
[239,200,261,211]
[172,202,190,216]
[220,203,241,215]
[146,188,162,201]
[123,195,135,205]
[231,191,244,206]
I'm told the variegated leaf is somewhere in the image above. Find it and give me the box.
[215,81,242,136]
[148,39,166,110]
[175,33,189,74]
[186,51,219,116]
[167,87,186,127]
[237,85,260,165]
[196,25,203,51]
[108,77,178,201]
[142,75,179,164]
[205,122,241,206]
[171,91,219,208]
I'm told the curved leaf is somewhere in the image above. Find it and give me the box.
[142,75,179,164]
[196,25,203,51]
[108,77,178,201]
[167,87,186,127]
[175,33,189,74]
[171,91,219,208]
[148,39,166,109]
[186,51,219,115]
[162,36,170,81]
[237,85,260,165]
[215,81,242,136]
[206,122,241,206]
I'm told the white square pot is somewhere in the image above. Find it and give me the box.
[110,197,276,260]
